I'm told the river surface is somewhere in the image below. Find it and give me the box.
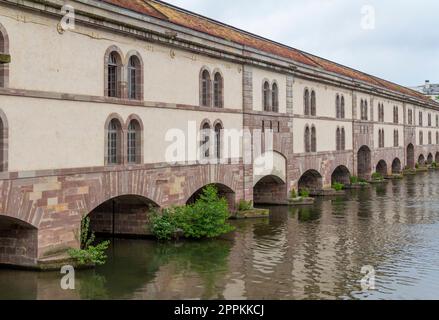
[2,172,439,300]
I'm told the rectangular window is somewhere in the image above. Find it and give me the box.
[127,131,136,163]
[108,65,117,98]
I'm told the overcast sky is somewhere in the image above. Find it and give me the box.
[166,0,439,87]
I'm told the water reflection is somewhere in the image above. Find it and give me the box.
[2,172,439,300]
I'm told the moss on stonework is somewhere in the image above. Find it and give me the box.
[0,54,11,64]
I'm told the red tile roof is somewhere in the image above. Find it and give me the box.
[100,0,435,105]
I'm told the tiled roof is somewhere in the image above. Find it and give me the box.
[100,0,435,105]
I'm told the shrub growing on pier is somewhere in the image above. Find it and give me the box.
[299,188,310,198]
[150,185,235,241]
[68,217,110,266]
[238,199,253,211]
[332,182,344,191]
[372,172,384,181]
[350,176,359,184]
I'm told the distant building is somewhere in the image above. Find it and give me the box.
[411,81,439,102]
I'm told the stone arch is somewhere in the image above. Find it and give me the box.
[253,151,287,204]
[125,50,144,101]
[392,158,402,174]
[186,183,236,210]
[418,154,426,166]
[357,145,372,180]
[427,153,434,165]
[376,160,388,177]
[0,109,8,172]
[331,165,351,185]
[407,143,415,169]
[0,22,10,88]
[0,216,37,267]
[435,152,439,164]
[87,194,160,237]
[298,170,323,193]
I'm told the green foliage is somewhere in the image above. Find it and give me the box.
[290,188,297,199]
[68,241,110,266]
[238,199,253,211]
[299,188,310,198]
[332,182,344,191]
[150,185,235,241]
[350,176,359,184]
[372,172,384,181]
[416,163,420,169]
[68,217,110,266]
[431,162,437,168]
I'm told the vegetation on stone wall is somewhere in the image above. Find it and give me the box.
[372,172,384,181]
[299,188,310,198]
[238,200,253,212]
[150,185,235,241]
[68,217,110,266]
[332,182,344,191]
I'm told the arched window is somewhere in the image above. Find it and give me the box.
[272,83,279,113]
[419,131,424,146]
[379,129,385,148]
[263,81,270,111]
[394,106,399,124]
[213,72,223,108]
[341,128,346,151]
[107,51,122,98]
[304,126,311,153]
[436,132,439,145]
[201,122,211,159]
[200,69,211,107]
[340,96,345,119]
[0,24,9,88]
[214,122,223,159]
[394,130,399,147]
[336,95,340,119]
[336,127,341,151]
[428,131,432,145]
[127,55,142,100]
[304,89,310,116]
[428,113,432,127]
[419,112,423,126]
[311,126,317,152]
[436,115,439,127]
[127,120,141,164]
[0,113,6,172]
[311,90,316,116]
[408,109,413,125]
[107,119,122,165]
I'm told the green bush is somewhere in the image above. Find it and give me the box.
[350,176,359,184]
[68,217,110,266]
[150,185,235,241]
[431,162,437,168]
[332,182,344,191]
[238,199,253,211]
[290,189,297,199]
[299,188,310,198]
[372,172,384,181]
[416,163,420,169]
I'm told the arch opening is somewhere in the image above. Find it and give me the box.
[418,154,426,166]
[253,175,286,205]
[88,195,159,237]
[392,158,402,174]
[298,170,323,194]
[376,160,388,177]
[436,152,439,164]
[0,216,37,267]
[331,166,351,186]
[187,183,236,211]
[427,153,434,165]
[357,146,372,180]
[407,144,415,169]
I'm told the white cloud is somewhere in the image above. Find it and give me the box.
[165,0,439,86]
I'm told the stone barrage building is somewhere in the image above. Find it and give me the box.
[1,0,439,268]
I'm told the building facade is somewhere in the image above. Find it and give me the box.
[1,0,439,268]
